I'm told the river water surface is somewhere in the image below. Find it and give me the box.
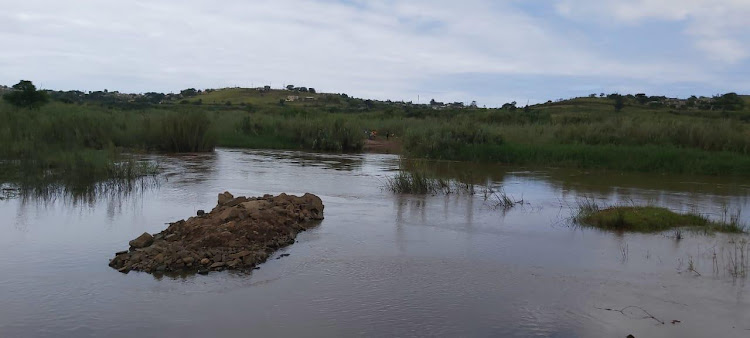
[1,149,749,337]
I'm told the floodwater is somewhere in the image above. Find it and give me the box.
[1,149,749,337]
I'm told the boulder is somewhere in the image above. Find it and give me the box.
[129,232,154,249]
[218,191,234,206]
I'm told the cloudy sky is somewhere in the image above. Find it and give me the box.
[1,0,748,106]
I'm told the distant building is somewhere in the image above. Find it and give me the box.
[286,95,299,102]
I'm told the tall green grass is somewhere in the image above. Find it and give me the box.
[145,111,216,152]
[0,103,213,189]
[5,90,750,177]
[223,112,364,152]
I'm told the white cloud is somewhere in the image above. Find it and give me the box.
[0,0,742,105]
[556,0,750,64]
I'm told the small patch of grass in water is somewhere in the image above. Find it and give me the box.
[384,171,475,195]
[576,201,746,234]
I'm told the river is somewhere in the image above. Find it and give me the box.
[1,149,749,337]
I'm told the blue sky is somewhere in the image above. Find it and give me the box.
[0,0,748,106]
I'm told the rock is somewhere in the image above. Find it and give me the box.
[198,269,209,275]
[218,191,234,206]
[117,267,130,274]
[115,250,128,256]
[129,232,154,249]
[197,210,205,216]
[240,200,271,213]
[223,197,248,208]
[219,208,241,222]
[109,192,324,275]
[276,253,291,260]
[303,193,325,219]
[229,250,252,260]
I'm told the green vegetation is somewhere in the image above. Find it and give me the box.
[384,170,475,195]
[575,201,746,233]
[3,80,49,109]
[3,80,750,185]
[0,89,216,189]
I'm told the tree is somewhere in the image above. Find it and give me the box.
[2,80,49,109]
[286,85,294,90]
[180,88,198,97]
[612,94,625,112]
[634,93,648,105]
[713,92,744,111]
[308,88,316,94]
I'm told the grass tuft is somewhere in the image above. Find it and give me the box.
[384,171,475,195]
[575,202,747,233]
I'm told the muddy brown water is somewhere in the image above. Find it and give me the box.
[1,149,749,337]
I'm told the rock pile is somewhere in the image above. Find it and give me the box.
[109,192,324,274]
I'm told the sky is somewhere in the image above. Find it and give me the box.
[1,0,748,107]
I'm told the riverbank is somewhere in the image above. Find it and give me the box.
[3,90,750,179]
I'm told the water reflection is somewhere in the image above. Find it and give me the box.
[1,149,749,338]
[243,149,367,171]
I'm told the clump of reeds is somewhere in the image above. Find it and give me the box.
[725,239,749,278]
[482,186,523,209]
[384,171,475,195]
[147,111,217,152]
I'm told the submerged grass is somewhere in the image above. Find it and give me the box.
[574,199,746,233]
[384,171,475,195]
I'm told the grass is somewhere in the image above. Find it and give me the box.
[575,200,746,233]
[482,186,523,209]
[0,102,195,191]
[384,171,475,195]
[4,88,750,181]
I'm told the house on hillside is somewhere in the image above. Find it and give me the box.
[286,95,299,102]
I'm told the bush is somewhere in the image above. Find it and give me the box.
[2,80,49,109]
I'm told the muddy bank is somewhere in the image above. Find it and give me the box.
[109,192,324,274]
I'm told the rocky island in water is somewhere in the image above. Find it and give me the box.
[109,192,324,275]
